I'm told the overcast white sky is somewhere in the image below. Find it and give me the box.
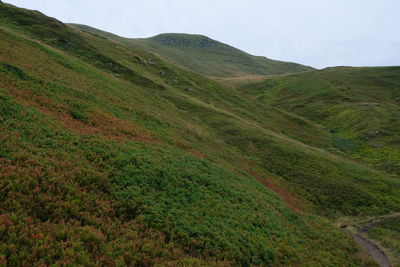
[4,0,400,68]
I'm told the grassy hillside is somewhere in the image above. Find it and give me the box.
[1,3,399,266]
[240,67,400,266]
[70,24,313,78]
[239,67,400,177]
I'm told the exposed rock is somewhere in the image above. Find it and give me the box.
[132,56,142,64]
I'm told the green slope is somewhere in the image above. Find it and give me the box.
[239,67,400,177]
[70,24,313,78]
[1,3,399,266]
[240,67,400,266]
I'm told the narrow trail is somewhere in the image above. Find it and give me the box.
[339,213,400,267]
[342,227,390,267]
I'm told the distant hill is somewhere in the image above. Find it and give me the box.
[240,66,400,176]
[70,25,313,78]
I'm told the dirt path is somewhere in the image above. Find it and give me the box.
[338,212,400,228]
[338,213,400,267]
[343,228,390,267]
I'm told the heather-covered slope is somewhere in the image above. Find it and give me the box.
[1,2,399,266]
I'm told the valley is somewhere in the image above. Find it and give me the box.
[0,2,399,266]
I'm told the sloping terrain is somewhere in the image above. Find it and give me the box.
[239,67,400,266]
[1,3,400,266]
[70,24,313,78]
[239,67,400,176]
[364,215,400,266]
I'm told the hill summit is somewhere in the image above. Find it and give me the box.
[135,33,314,77]
[70,25,314,78]
[148,33,221,48]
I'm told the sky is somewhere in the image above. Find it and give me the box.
[4,0,400,69]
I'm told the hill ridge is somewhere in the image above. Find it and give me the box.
[69,24,314,78]
[147,33,233,50]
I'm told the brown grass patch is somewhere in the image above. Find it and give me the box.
[245,169,306,214]
[186,149,207,159]
[68,109,159,143]
[3,82,159,143]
